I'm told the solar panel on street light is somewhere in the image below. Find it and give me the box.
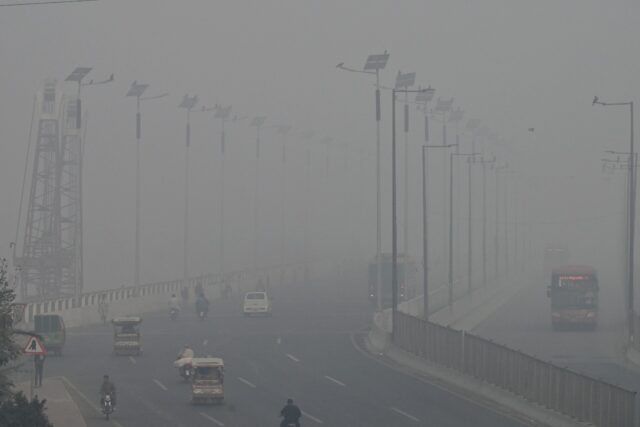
[449,107,464,122]
[395,71,416,89]
[250,116,266,127]
[214,105,232,120]
[435,97,454,113]
[364,51,389,71]
[415,86,435,103]
[65,67,92,82]
[126,81,149,98]
[179,94,199,110]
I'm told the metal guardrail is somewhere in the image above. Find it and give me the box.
[395,312,636,427]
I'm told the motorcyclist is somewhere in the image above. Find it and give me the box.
[195,293,209,317]
[176,345,194,378]
[169,294,180,313]
[100,375,116,408]
[280,398,302,427]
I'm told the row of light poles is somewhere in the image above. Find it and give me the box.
[593,96,636,343]
[337,52,509,334]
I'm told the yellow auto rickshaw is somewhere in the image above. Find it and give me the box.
[191,357,224,404]
[111,317,142,356]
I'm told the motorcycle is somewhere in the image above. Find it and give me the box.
[170,308,179,321]
[102,393,113,420]
[180,363,193,382]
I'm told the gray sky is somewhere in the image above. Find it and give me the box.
[1,0,638,291]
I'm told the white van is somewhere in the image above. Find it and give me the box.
[243,292,272,316]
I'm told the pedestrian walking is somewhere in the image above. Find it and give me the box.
[34,354,45,387]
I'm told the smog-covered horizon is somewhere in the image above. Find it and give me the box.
[1,0,638,294]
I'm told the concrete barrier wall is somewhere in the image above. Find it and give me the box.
[16,259,339,330]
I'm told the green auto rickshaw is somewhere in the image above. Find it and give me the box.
[34,314,65,356]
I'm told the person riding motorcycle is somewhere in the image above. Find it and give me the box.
[176,345,195,378]
[195,293,210,318]
[169,294,180,311]
[280,398,302,427]
[100,375,117,408]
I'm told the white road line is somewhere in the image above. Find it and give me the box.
[129,356,137,364]
[391,407,420,422]
[286,353,300,362]
[153,379,168,391]
[276,337,282,344]
[237,377,256,388]
[302,410,324,424]
[200,412,225,426]
[324,375,346,387]
[203,339,208,346]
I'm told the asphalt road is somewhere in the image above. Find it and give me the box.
[473,274,640,392]
[46,273,531,427]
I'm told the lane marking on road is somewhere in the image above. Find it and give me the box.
[324,375,346,387]
[58,376,125,427]
[302,410,324,424]
[286,353,300,362]
[200,412,225,426]
[153,379,168,391]
[349,333,533,426]
[276,337,282,344]
[391,407,420,422]
[203,339,208,346]
[129,356,137,364]
[237,377,256,388]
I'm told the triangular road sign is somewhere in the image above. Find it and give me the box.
[23,336,46,355]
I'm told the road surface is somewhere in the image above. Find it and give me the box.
[47,273,534,427]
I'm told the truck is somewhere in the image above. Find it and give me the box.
[368,253,417,308]
[547,265,599,330]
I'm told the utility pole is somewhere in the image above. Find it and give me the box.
[179,95,199,280]
[593,96,636,343]
[276,125,292,285]
[337,51,389,310]
[250,116,266,280]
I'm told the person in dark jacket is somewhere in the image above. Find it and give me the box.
[280,398,302,427]
[34,354,45,387]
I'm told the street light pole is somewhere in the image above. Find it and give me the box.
[422,143,455,318]
[214,106,233,286]
[179,95,199,280]
[250,116,266,280]
[277,125,292,285]
[337,51,389,310]
[449,151,477,311]
[593,96,635,343]
[126,81,152,287]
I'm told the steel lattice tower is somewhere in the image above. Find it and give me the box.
[18,80,83,300]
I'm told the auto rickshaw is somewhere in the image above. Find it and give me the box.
[34,314,65,356]
[111,317,142,356]
[191,357,224,404]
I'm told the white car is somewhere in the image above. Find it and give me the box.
[243,292,272,316]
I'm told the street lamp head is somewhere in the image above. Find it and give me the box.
[415,85,435,103]
[336,62,345,69]
[179,94,199,110]
[435,97,454,113]
[276,125,292,135]
[250,116,266,127]
[395,70,416,89]
[364,51,389,71]
[66,67,92,83]
[126,81,149,98]
[214,105,232,119]
[592,96,599,106]
[448,107,464,123]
